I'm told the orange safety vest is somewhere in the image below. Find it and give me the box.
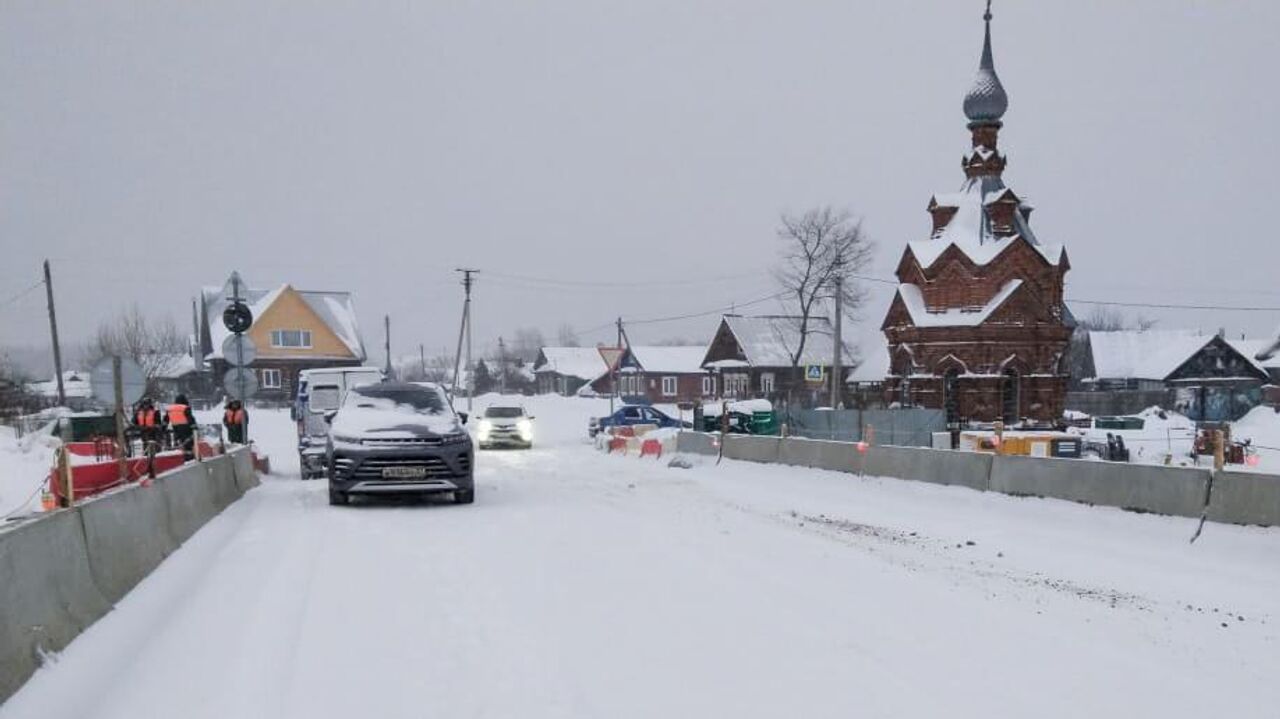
[168,405,190,426]
[136,409,157,427]
[224,408,246,425]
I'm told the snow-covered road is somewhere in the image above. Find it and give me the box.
[2,397,1277,718]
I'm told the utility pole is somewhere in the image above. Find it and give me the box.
[831,275,843,409]
[43,260,66,405]
[419,344,426,379]
[451,269,478,412]
[498,336,507,395]
[384,314,392,378]
[611,317,623,412]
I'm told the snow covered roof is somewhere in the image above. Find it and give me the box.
[719,315,849,368]
[28,370,93,399]
[894,279,1022,328]
[1086,330,1213,381]
[1227,339,1280,371]
[533,347,608,381]
[846,344,889,384]
[1251,326,1280,363]
[151,354,199,379]
[627,346,708,375]
[202,283,366,361]
[912,175,1062,269]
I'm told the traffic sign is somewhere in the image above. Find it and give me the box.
[91,357,146,406]
[222,271,248,301]
[222,302,253,333]
[222,334,258,367]
[805,364,825,383]
[223,367,259,400]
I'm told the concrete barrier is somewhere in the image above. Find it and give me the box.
[675,432,719,456]
[0,510,112,702]
[726,435,784,464]
[989,454,1210,518]
[1206,471,1280,526]
[0,449,257,704]
[863,445,993,492]
[78,485,178,604]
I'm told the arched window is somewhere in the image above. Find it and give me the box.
[943,369,961,425]
[1001,368,1020,425]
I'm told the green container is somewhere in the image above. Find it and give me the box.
[750,410,778,435]
[58,415,119,442]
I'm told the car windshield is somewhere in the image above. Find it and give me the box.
[485,407,523,418]
[346,385,448,415]
[309,385,341,412]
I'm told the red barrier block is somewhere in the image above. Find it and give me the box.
[607,437,628,454]
[640,439,662,459]
[612,426,636,438]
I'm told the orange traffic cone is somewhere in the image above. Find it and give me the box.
[40,490,56,512]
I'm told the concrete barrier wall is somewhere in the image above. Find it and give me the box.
[0,449,257,703]
[864,445,993,492]
[989,454,1210,518]
[1206,471,1280,526]
[726,435,784,465]
[675,432,719,456]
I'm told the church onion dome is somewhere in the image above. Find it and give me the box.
[963,5,1008,126]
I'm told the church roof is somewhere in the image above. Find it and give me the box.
[963,3,1008,126]
[893,279,1023,328]
[911,176,1062,268]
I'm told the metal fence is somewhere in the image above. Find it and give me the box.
[787,408,946,447]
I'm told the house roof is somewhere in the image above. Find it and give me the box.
[626,346,707,374]
[202,284,366,361]
[1086,330,1218,381]
[1227,339,1280,371]
[533,347,608,381]
[717,315,849,368]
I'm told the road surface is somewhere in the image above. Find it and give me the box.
[2,397,1277,718]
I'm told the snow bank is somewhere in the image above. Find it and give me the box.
[0,422,60,519]
[1231,406,1280,472]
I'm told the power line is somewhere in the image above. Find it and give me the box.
[1066,298,1280,312]
[484,269,770,290]
[0,280,45,309]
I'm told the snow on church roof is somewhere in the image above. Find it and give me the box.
[911,176,1062,269]
[895,279,1022,328]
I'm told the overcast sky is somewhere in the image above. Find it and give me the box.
[3,1,1278,372]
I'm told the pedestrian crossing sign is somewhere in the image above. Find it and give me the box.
[805,364,824,383]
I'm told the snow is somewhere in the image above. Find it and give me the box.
[26,371,93,399]
[0,423,58,519]
[700,398,773,417]
[534,346,609,382]
[315,294,366,359]
[895,279,1022,328]
[1230,406,1280,472]
[1067,406,1199,466]
[722,315,847,367]
[2,396,1278,717]
[1085,329,1217,381]
[912,176,1062,269]
[625,345,707,374]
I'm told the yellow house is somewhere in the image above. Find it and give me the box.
[201,283,369,400]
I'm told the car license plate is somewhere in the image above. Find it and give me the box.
[382,466,428,479]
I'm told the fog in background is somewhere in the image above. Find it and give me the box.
[3,1,1278,374]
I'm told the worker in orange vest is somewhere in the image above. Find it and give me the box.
[167,394,196,458]
[132,397,164,449]
[223,399,248,444]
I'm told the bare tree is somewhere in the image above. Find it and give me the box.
[774,206,875,367]
[86,305,188,392]
[556,324,581,347]
[1077,306,1157,332]
[511,327,546,362]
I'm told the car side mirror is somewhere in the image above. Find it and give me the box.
[528,416,535,420]
[323,411,338,424]
[458,412,468,425]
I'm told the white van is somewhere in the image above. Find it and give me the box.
[294,366,384,478]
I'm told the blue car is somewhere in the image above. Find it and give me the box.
[589,405,691,438]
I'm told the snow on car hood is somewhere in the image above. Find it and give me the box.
[330,406,463,439]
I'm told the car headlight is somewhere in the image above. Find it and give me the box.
[331,433,362,445]
[443,431,472,445]
[517,419,533,441]
[477,420,493,440]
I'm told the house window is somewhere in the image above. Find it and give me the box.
[261,368,282,389]
[760,372,775,393]
[270,329,312,349]
[724,373,749,397]
[701,376,716,397]
[661,376,677,397]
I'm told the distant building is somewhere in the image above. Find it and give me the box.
[200,283,367,401]
[881,8,1072,425]
[600,345,710,404]
[701,315,850,406]
[1069,329,1272,421]
[532,347,609,396]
